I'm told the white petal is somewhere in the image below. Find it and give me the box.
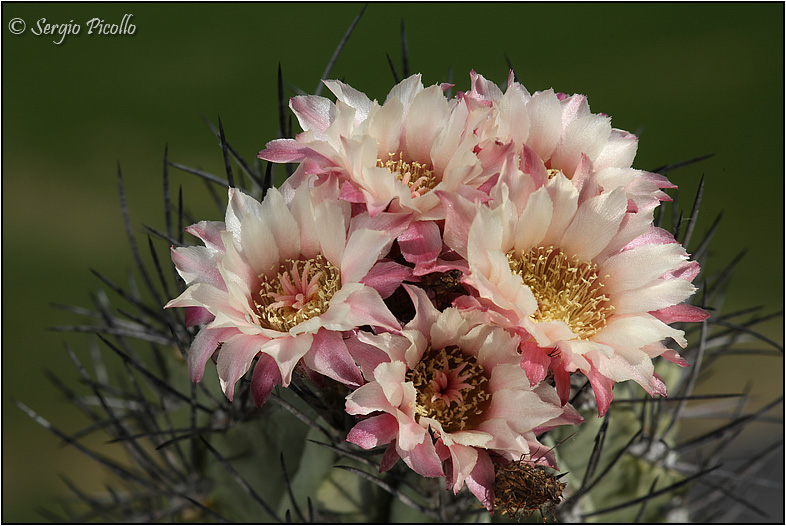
[258,188,301,261]
[559,94,591,129]
[560,187,627,261]
[290,94,335,136]
[613,279,697,316]
[429,308,473,350]
[594,129,638,171]
[603,243,688,294]
[550,113,611,176]
[594,166,637,191]
[346,381,390,415]
[467,204,505,274]
[385,74,424,109]
[369,97,404,156]
[486,389,563,433]
[514,186,553,252]
[402,284,440,341]
[541,174,579,247]
[313,199,348,266]
[594,313,687,351]
[344,283,400,332]
[525,89,562,161]
[474,327,519,370]
[170,245,224,288]
[324,99,358,149]
[498,83,531,144]
[342,212,409,284]
[226,187,263,242]
[166,282,228,312]
[374,361,408,408]
[239,211,280,276]
[260,333,315,385]
[403,85,451,163]
[323,79,373,125]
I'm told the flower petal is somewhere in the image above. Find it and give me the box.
[188,326,237,383]
[250,352,282,407]
[346,413,399,449]
[259,333,315,386]
[465,451,495,512]
[525,89,562,161]
[346,381,389,416]
[216,333,267,401]
[342,212,410,283]
[560,187,627,261]
[290,94,335,136]
[398,436,444,478]
[302,329,362,388]
[397,220,443,267]
[361,259,412,299]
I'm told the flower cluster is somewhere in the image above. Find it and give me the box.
[167,72,707,513]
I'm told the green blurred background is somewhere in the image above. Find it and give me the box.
[3,3,782,522]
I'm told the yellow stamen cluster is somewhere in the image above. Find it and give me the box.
[377,152,438,197]
[255,254,341,332]
[546,168,561,179]
[508,246,614,339]
[406,346,490,433]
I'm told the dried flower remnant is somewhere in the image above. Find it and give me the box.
[494,457,567,520]
[418,269,465,310]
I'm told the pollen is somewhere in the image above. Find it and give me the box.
[255,254,341,332]
[508,246,614,339]
[377,152,438,197]
[406,346,490,433]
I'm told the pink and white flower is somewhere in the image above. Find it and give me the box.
[166,176,410,405]
[259,74,510,273]
[260,75,500,218]
[344,286,582,511]
[464,71,676,213]
[441,168,708,416]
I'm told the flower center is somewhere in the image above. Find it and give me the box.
[546,168,561,179]
[377,152,438,198]
[406,346,490,433]
[507,246,614,339]
[255,254,341,332]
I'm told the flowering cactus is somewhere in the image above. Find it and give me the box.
[22,14,782,524]
[158,69,711,516]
